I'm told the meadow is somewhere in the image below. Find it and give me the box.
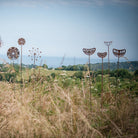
[0,65,138,138]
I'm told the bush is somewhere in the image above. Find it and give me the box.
[51,73,56,79]
[4,73,17,82]
[0,74,3,81]
[110,69,132,79]
[134,70,138,76]
[73,71,84,79]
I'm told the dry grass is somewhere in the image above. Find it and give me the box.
[0,72,137,138]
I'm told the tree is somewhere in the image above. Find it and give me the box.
[43,64,48,69]
[134,70,138,76]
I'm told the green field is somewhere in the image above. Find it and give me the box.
[0,66,138,138]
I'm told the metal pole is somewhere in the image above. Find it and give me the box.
[13,60,16,93]
[20,45,23,94]
[108,45,111,89]
[33,53,36,95]
[108,45,110,76]
[117,56,119,70]
[116,56,119,92]
[102,58,103,93]
[104,41,112,88]
[89,55,92,111]
[97,52,107,108]
[34,53,35,68]
[101,58,104,108]
[82,48,96,111]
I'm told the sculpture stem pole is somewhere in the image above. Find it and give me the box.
[108,45,110,89]
[116,56,119,93]
[34,54,35,68]
[102,58,103,93]
[101,58,104,108]
[108,46,110,73]
[13,60,16,94]
[89,55,92,111]
[20,45,23,94]
[117,56,119,70]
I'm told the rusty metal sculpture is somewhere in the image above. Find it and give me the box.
[83,48,96,111]
[83,48,96,71]
[113,48,126,70]
[7,47,20,92]
[28,47,42,68]
[97,52,107,108]
[104,41,112,71]
[7,47,20,60]
[18,38,26,94]
[28,48,42,94]
[113,48,126,93]
[97,52,107,93]
[104,41,112,88]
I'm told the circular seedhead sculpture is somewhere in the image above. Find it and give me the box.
[97,52,107,59]
[18,38,25,45]
[7,47,20,60]
[28,47,42,69]
[83,48,96,56]
[113,48,126,58]
[28,47,42,62]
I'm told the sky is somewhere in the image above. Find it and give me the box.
[0,0,138,62]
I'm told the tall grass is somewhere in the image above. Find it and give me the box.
[0,69,137,138]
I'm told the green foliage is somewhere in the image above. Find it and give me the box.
[14,64,20,73]
[51,72,56,79]
[0,74,3,81]
[73,71,84,79]
[0,66,9,72]
[62,79,72,88]
[43,64,48,69]
[55,61,138,71]
[134,70,138,76]
[95,82,101,95]
[110,69,132,79]
[94,69,109,77]
[4,73,17,82]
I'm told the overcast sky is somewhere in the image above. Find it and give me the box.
[0,0,138,61]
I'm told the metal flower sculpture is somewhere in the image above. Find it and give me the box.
[83,48,96,56]
[82,48,96,111]
[104,41,112,72]
[28,47,42,67]
[7,47,20,60]
[113,48,126,69]
[113,48,126,92]
[97,52,107,107]
[83,48,96,70]
[18,38,26,94]
[18,38,25,45]
[18,38,25,65]
[113,48,126,58]
[97,52,107,59]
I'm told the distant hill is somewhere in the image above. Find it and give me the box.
[56,61,138,71]
[0,60,138,71]
[90,61,138,71]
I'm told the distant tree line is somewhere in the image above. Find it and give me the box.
[55,61,138,71]
[0,61,138,72]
